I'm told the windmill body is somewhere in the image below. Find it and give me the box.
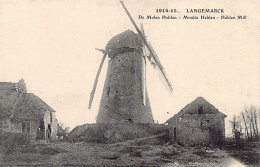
[96,30,154,123]
[89,1,173,124]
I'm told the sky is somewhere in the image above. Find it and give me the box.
[0,0,259,134]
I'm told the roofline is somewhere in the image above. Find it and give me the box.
[21,93,56,112]
[10,93,23,119]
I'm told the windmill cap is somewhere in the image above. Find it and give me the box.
[105,30,142,50]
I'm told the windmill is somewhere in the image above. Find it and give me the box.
[89,1,173,124]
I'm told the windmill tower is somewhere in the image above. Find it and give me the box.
[89,1,173,124]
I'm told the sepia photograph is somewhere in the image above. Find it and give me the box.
[0,0,259,166]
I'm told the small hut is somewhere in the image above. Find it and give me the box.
[166,97,226,146]
[0,79,58,141]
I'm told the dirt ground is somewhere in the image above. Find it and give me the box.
[0,140,259,167]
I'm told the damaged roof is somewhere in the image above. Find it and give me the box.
[0,82,20,118]
[11,93,55,121]
[180,97,220,114]
[166,97,226,123]
[105,30,142,50]
[0,80,55,121]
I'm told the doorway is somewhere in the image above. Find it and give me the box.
[36,120,45,140]
[47,124,51,140]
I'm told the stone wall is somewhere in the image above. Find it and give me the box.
[5,119,39,142]
[51,112,58,140]
[169,113,225,146]
[1,109,57,141]
[43,110,58,140]
[97,49,153,123]
[0,119,10,132]
[9,120,22,133]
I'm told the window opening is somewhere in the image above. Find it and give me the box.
[198,106,203,114]
[22,122,26,133]
[22,121,30,133]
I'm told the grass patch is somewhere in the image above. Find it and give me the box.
[225,140,260,166]
[0,132,31,154]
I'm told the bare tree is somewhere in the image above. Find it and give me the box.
[245,107,253,140]
[253,110,259,140]
[241,110,249,140]
[229,115,241,140]
[250,105,259,140]
[250,107,256,139]
[58,121,65,129]
[232,105,259,142]
[242,105,259,141]
[58,121,70,136]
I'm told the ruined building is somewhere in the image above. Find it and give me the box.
[96,30,154,123]
[0,79,58,140]
[166,97,226,146]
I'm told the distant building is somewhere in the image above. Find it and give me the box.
[166,97,226,146]
[0,79,58,141]
[57,124,67,140]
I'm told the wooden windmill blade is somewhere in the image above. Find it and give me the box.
[120,1,173,93]
[147,42,173,92]
[88,51,107,109]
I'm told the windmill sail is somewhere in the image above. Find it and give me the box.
[146,42,173,92]
[88,53,107,109]
[120,1,173,93]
